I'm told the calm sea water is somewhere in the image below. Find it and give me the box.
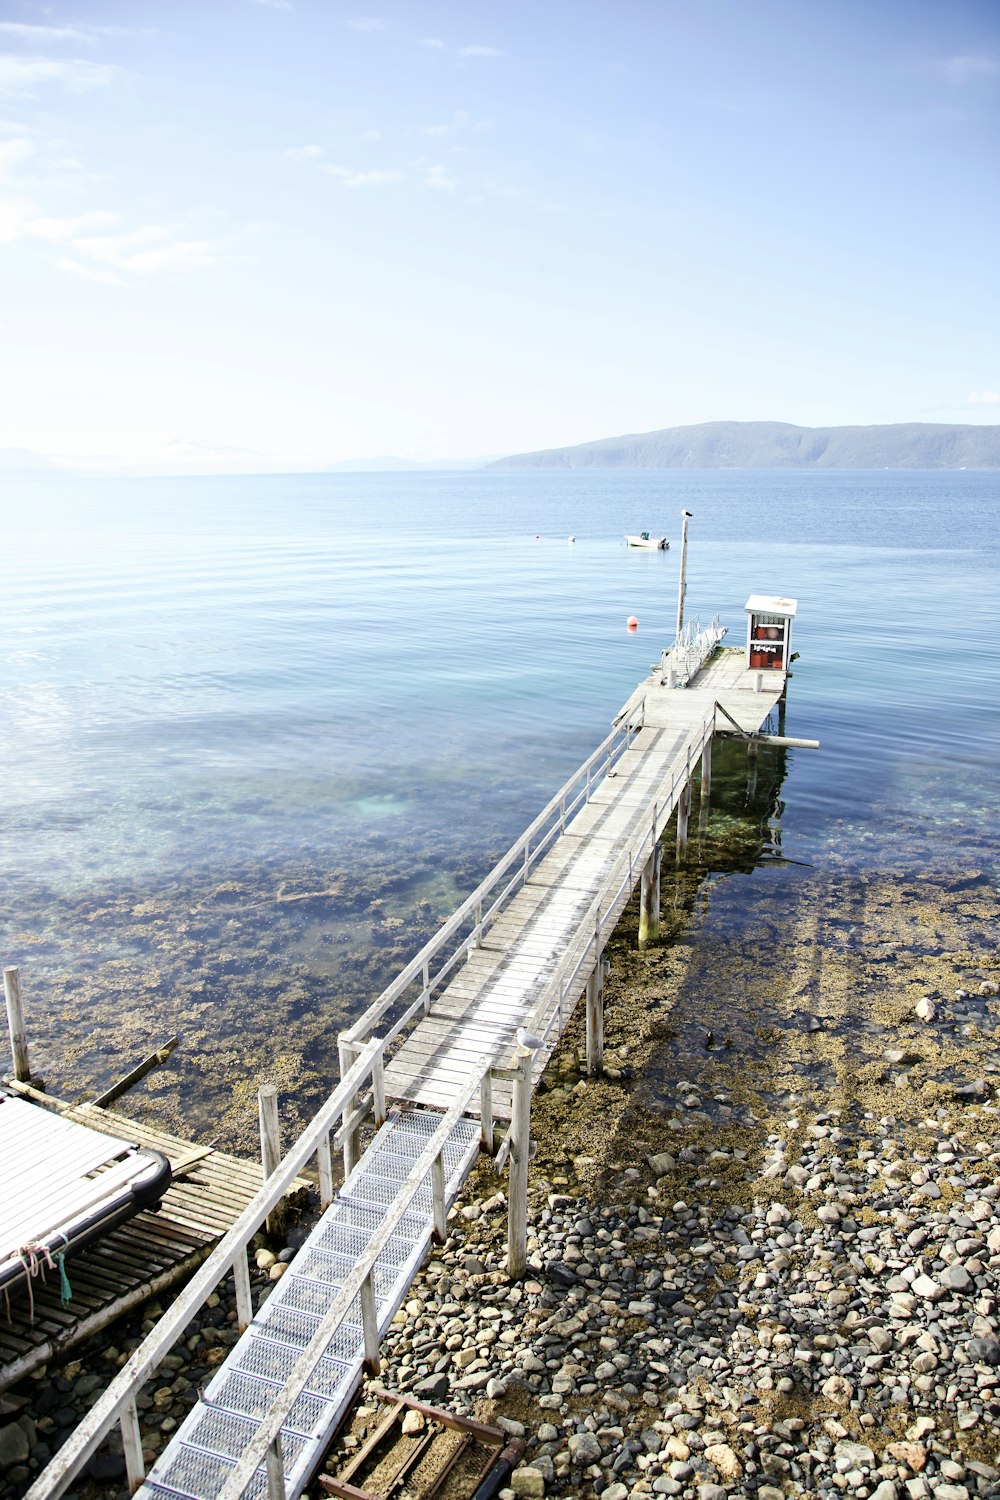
[1,469,997,1134]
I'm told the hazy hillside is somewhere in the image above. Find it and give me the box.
[489,421,1000,470]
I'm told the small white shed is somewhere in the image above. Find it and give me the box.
[745,594,797,672]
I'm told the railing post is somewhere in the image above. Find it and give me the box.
[258,1086,285,1240]
[233,1249,254,1333]
[507,1049,532,1279]
[479,1069,494,1153]
[431,1149,446,1243]
[372,1047,386,1127]
[338,1038,360,1178]
[422,961,431,1015]
[474,901,483,949]
[360,1272,380,1375]
[3,967,30,1083]
[120,1396,144,1495]
[266,1435,285,1500]
[317,1131,334,1210]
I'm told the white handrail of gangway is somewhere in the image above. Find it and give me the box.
[214,1064,489,1500]
[25,1035,389,1500]
[660,617,726,687]
[339,695,647,1049]
[492,705,717,1167]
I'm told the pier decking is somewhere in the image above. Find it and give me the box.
[378,644,787,1118]
[28,629,811,1500]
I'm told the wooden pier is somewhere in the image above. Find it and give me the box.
[0,1082,303,1393]
[25,618,816,1500]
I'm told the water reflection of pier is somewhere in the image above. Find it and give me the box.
[37,623,818,1500]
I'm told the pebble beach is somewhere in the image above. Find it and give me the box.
[3,861,998,1500]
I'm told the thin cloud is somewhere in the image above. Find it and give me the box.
[253,0,294,11]
[423,164,457,191]
[284,143,324,160]
[347,18,388,32]
[420,38,445,50]
[968,390,1000,407]
[65,225,219,278]
[0,56,119,96]
[0,136,35,176]
[323,164,403,188]
[460,45,504,59]
[940,54,997,85]
[0,22,152,44]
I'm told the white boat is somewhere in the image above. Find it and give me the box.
[625,533,669,550]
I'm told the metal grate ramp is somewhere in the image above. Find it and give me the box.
[135,1108,480,1500]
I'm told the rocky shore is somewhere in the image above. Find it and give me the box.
[2,866,998,1500]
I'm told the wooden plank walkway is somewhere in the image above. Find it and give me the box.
[0,1085,306,1392]
[381,647,785,1118]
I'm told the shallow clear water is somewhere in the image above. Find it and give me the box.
[1,468,997,1136]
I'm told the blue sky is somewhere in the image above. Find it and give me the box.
[0,0,997,472]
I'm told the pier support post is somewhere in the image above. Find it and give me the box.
[4,967,30,1083]
[676,777,692,863]
[258,1086,284,1240]
[507,1049,532,1280]
[585,955,607,1075]
[698,735,713,838]
[638,845,662,945]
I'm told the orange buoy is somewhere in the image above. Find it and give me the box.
[627,616,639,631]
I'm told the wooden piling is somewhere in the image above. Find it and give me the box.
[585,956,606,1075]
[506,1050,532,1279]
[258,1086,284,1240]
[3,967,30,1083]
[676,767,692,862]
[638,845,662,945]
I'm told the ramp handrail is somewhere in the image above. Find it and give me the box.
[215,1065,489,1500]
[340,696,647,1050]
[25,1036,389,1500]
[500,706,717,1120]
[660,617,726,686]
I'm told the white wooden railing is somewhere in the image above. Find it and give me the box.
[659,617,726,687]
[339,696,647,1061]
[492,704,718,1166]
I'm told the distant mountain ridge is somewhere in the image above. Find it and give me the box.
[489,421,1000,470]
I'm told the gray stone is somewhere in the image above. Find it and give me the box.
[870,1485,898,1500]
[966,1337,1000,1365]
[568,1432,602,1465]
[698,1487,727,1500]
[0,1423,30,1473]
[412,1373,449,1401]
[511,1467,546,1498]
[937,1264,972,1292]
[835,1441,876,1471]
[600,1484,628,1500]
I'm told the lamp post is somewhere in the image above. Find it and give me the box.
[675,509,692,639]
